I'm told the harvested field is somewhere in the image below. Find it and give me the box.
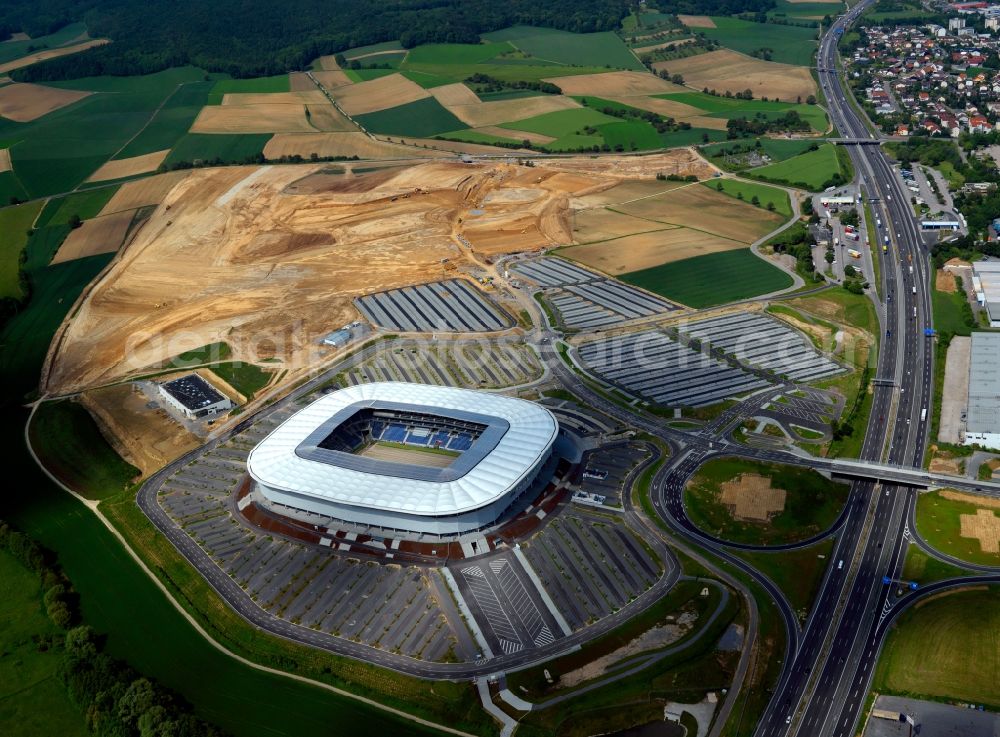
[0,147,9,173]
[719,474,787,521]
[428,83,481,107]
[317,55,342,71]
[0,38,109,75]
[192,95,354,134]
[572,207,668,242]
[940,489,1000,510]
[98,171,190,215]
[532,149,717,182]
[678,15,716,27]
[474,126,555,144]
[86,149,170,182]
[928,454,963,476]
[654,49,816,102]
[960,509,1000,553]
[48,160,582,391]
[220,91,329,106]
[0,82,90,122]
[575,180,687,207]
[288,72,315,91]
[615,184,785,242]
[79,383,200,477]
[606,95,705,120]
[263,132,449,160]
[312,70,352,89]
[564,228,744,274]
[935,268,958,293]
[333,74,430,116]
[51,210,136,264]
[443,95,580,128]
[543,71,685,97]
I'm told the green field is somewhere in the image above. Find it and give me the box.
[0,170,28,205]
[482,26,644,70]
[207,74,289,105]
[931,280,973,339]
[210,362,273,400]
[915,490,1000,567]
[341,40,405,60]
[769,0,845,20]
[404,42,513,66]
[703,137,820,167]
[874,587,1000,708]
[0,201,42,298]
[163,133,270,167]
[683,458,850,545]
[0,550,90,737]
[117,80,215,158]
[698,17,819,66]
[354,97,464,138]
[37,186,119,228]
[751,143,843,190]
[504,107,619,138]
[2,67,209,198]
[703,178,792,218]
[0,22,89,65]
[400,69,461,88]
[660,91,827,128]
[343,68,398,82]
[597,120,664,150]
[437,128,523,145]
[621,248,793,308]
[735,538,834,619]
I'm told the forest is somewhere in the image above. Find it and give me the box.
[3,0,775,80]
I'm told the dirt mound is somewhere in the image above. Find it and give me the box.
[719,473,786,521]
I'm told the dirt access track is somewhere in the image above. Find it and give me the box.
[46,150,711,394]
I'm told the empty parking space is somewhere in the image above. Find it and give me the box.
[578,329,772,407]
[355,279,512,332]
[677,312,845,383]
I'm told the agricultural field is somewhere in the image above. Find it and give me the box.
[657,90,828,131]
[621,248,794,307]
[694,17,820,66]
[683,458,850,545]
[114,80,216,158]
[354,97,464,138]
[915,490,1000,566]
[751,143,844,190]
[874,587,1000,709]
[703,177,793,218]
[654,49,817,102]
[0,82,91,122]
[0,551,90,737]
[481,26,645,70]
[206,74,290,104]
[0,22,91,65]
[86,149,170,181]
[769,0,845,20]
[162,133,270,167]
[702,137,820,169]
[50,209,136,264]
[0,200,42,298]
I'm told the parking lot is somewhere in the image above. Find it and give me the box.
[340,339,542,389]
[520,510,662,631]
[677,312,845,383]
[155,403,474,662]
[512,257,678,329]
[573,441,653,508]
[578,329,772,407]
[863,695,1000,737]
[355,279,512,333]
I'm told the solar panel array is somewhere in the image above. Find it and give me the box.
[578,330,772,407]
[355,279,512,332]
[677,312,845,383]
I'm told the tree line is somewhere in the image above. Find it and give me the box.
[4,0,779,81]
[0,519,229,737]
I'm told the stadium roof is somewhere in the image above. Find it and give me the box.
[247,382,558,517]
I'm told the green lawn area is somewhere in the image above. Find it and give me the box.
[209,362,273,399]
[27,399,140,500]
[931,280,973,338]
[659,91,828,128]
[874,586,1000,709]
[0,550,90,737]
[354,97,464,138]
[482,26,645,70]
[597,120,663,150]
[503,107,620,138]
[0,201,43,299]
[734,538,834,620]
[117,80,215,158]
[404,42,513,66]
[751,143,843,191]
[699,17,819,66]
[684,458,850,545]
[3,67,209,198]
[163,133,270,167]
[207,74,289,105]
[702,178,792,218]
[621,249,793,308]
[915,490,1000,567]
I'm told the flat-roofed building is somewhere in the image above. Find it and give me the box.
[159,374,233,420]
[973,261,1000,327]
[964,331,1000,448]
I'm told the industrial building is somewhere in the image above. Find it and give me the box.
[159,374,233,420]
[247,382,559,537]
[964,331,1000,448]
[972,261,1000,327]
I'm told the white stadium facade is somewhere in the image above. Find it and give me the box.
[247,382,559,537]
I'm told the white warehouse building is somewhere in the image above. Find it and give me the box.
[964,332,1000,449]
[972,261,1000,328]
[247,382,559,537]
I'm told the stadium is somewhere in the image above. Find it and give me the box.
[247,382,559,537]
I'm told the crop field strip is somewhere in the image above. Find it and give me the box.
[511,257,679,329]
[155,404,468,661]
[354,279,513,333]
[578,329,772,407]
[342,340,542,389]
[676,312,846,383]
